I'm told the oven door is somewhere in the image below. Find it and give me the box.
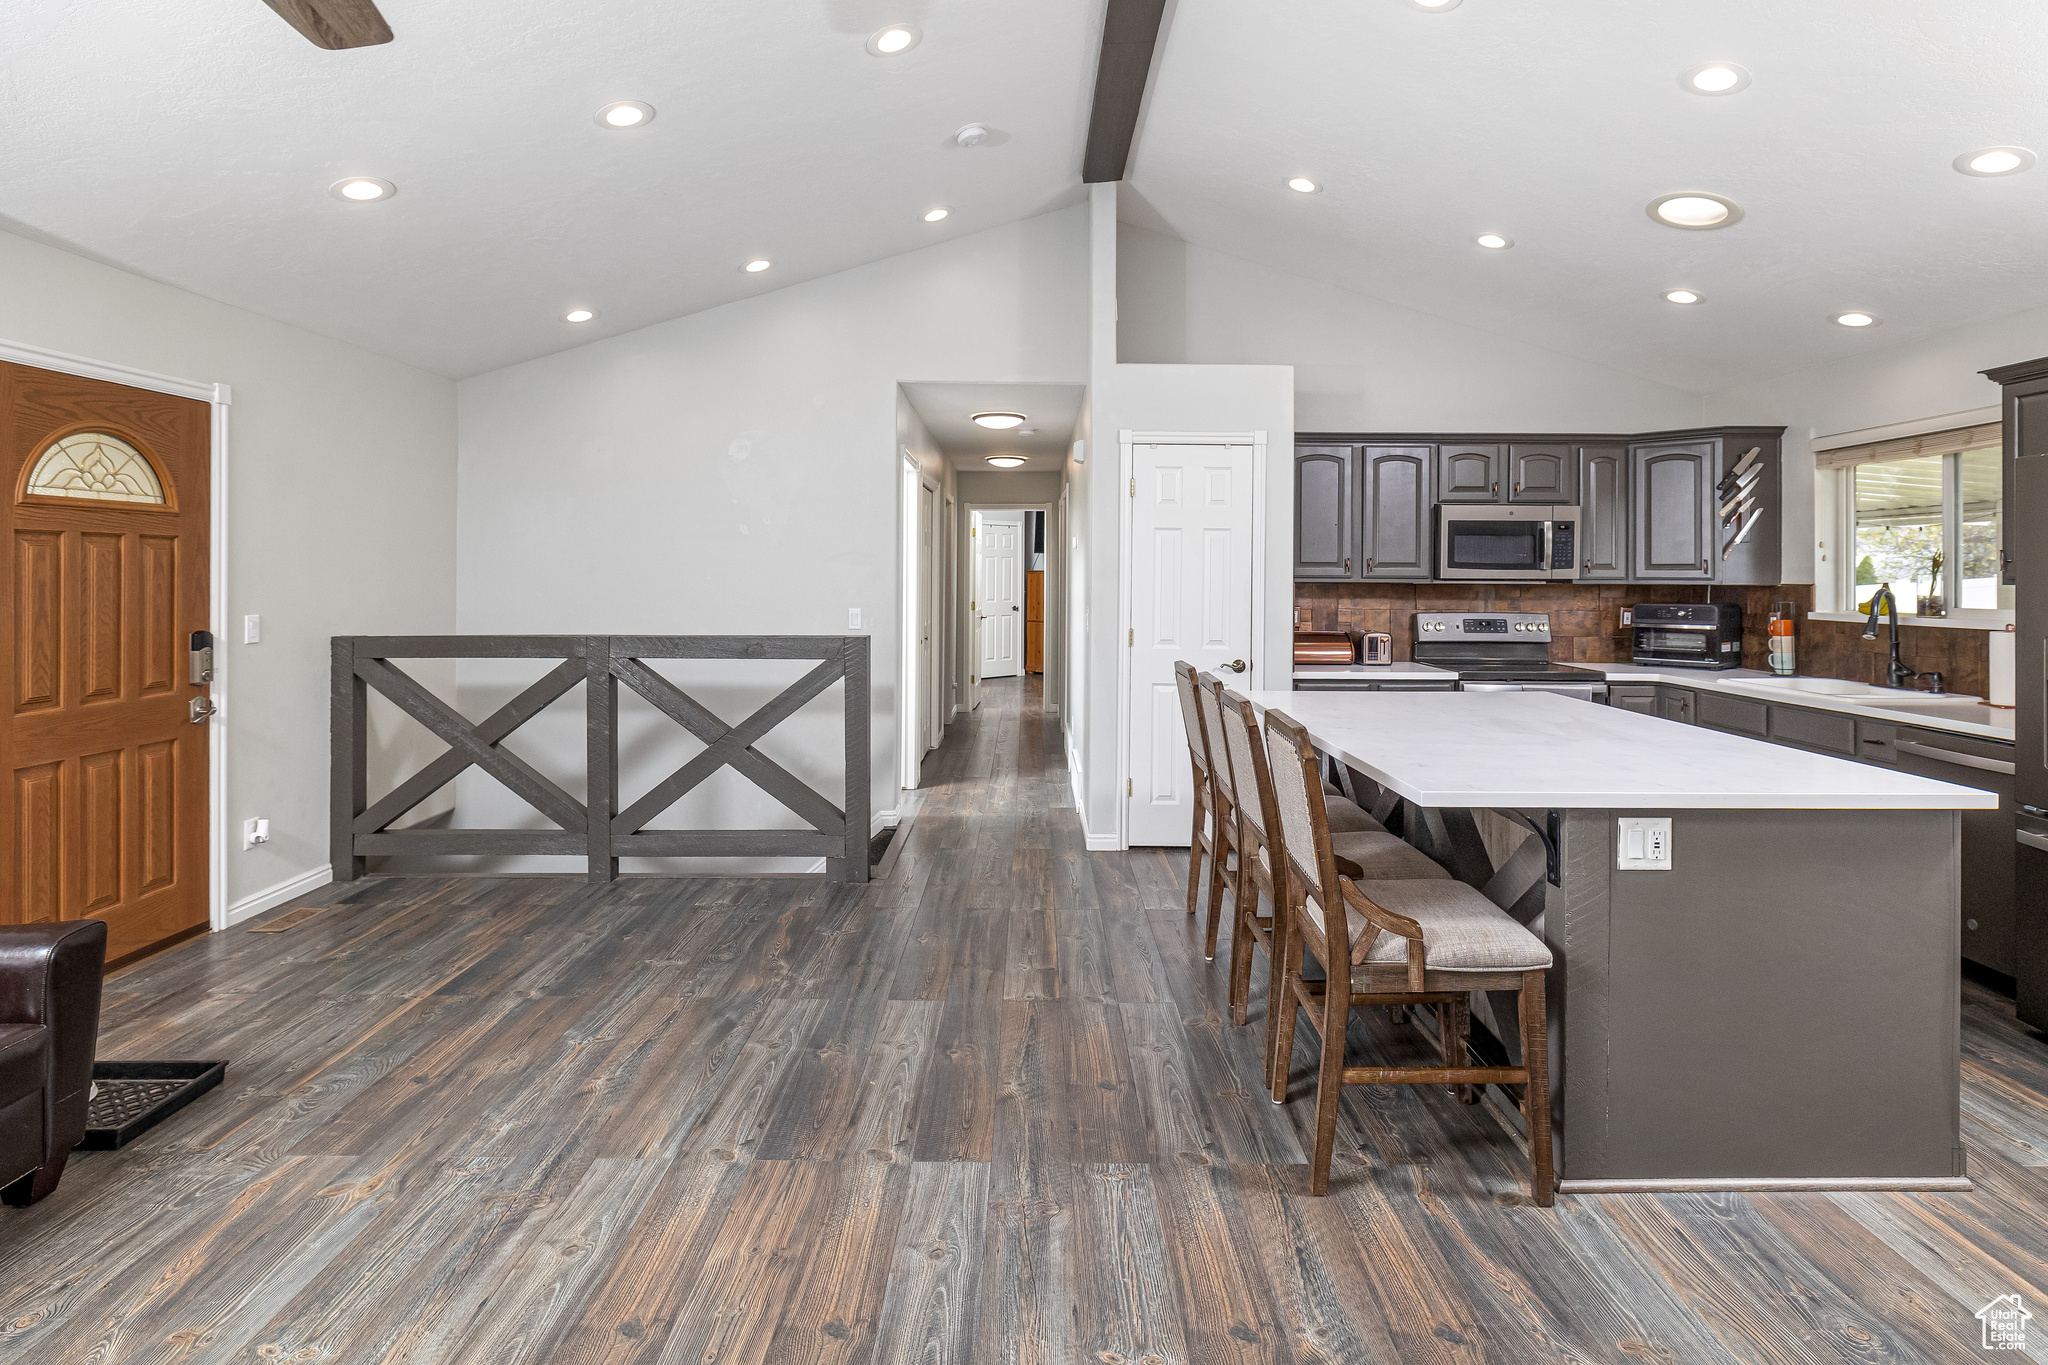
[1632,625,1717,666]
[1436,508,1575,581]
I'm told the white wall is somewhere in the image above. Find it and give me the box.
[0,227,458,916]
[454,207,1089,869]
[1117,224,1705,434]
[1705,304,2048,589]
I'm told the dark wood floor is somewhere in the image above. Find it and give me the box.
[4,677,2046,1363]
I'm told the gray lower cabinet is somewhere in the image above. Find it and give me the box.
[1508,444,1576,503]
[1361,446,1433,578]
[1608,683,1657,715]
[1577,444,1629,579]
[1293,680,1455,692]
[1294,446,1356,579]
[1656,686,1695,724]
[1631,440,1715,580]
[1437,444,1501,502]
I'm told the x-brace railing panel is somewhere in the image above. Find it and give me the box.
[332,634,869,884]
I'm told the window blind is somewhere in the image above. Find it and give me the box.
[1813,421,2001,470]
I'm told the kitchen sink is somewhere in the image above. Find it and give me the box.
[1721,676,1879,696]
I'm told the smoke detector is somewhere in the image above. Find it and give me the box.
[954,123,990,147]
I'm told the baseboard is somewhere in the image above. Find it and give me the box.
[1556,1176,1974,1195]
[224,865,333,928]
[1063,743,1123,850]
[873,808,899,836]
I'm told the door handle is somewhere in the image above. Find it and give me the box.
[1222,660,1247,673]
[189,697,217,724]
[1013,605,1020,611]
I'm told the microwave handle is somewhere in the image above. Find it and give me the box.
[1541,520,1554,572]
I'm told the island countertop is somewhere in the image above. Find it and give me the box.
[1240,688,1997,810]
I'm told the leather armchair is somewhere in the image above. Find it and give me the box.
[0,921,106,1206]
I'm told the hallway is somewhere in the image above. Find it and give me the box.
[1,676,2045,1363]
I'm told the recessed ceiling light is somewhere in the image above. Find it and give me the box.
[868,24,920,55]
[330,177,395,202]
[1287,177,1321,194]
[1475,233,1512,249]
[743,259,772,273]
[1647,191,1743,230]
[986,456,1026,468]
[1682,62,1751,95]
[595,101,654,129]
[1664,289,1702,305]
[1833,312,1879,328]
[923,207,950,223]
[1955,146,2036,177]
[972,412,1027,430]
[1410,0,1462,10]
[564,308,598,323]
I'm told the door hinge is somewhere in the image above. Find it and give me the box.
[1127,777,1133,796]
[1129,477,1136,498]
[1128,628,1133,646]
[970,526,976,537]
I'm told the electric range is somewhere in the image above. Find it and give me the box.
[1411,612,1608,701]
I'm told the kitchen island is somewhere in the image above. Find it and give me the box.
[1241,688,1997,1193]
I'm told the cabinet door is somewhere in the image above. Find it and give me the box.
[1508,444,1577,503]
[1609,685,1657,715]
[1891,730,2017,975]
[1631,441,1716,580]
[1437,444,1502,502]
[1577,445,1628,579]
[1361,446,1433,578]
[1655,687,1695,724]
[1294,447,1356,579]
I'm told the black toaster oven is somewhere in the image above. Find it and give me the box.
[1630,602,1745,670]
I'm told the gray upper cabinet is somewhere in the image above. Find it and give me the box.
[1361,446,1433,578]
[1293,446,1356,579]
[1630,440,1715,580]
[1507,444,1577,504]
[1437,445,1502,503]
[1577,444,1628,579]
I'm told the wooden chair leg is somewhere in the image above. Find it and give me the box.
[1202,809,1232,962]
[1270,945,1303,1104]
[1185,783,1206,917]
[1438,995,1476,1103]
[1520,969,1554,1208]
[1228,864,1259,1027]
[1308,965,1350,1195]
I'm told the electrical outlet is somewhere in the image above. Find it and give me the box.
[1616,817,1671,870]
[244,614,262,644]
[847,607,863,630]
[243,817,270,849]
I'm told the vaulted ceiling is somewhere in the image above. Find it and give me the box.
[1128,0,2048,393]
[0,0,1099,377]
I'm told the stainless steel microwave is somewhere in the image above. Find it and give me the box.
[1435,504,1580,582]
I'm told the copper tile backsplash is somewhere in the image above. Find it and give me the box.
[1293,581,1991,700]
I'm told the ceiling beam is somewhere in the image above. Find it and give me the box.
[259,0,393,50]
[1081,0,1169,183]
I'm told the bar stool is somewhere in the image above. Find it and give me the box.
[1263,706,1555,1207]
[1172,662,1227,928]
[1212,687,1448,1064]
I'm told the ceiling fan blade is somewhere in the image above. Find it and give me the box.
[259,0,393,49]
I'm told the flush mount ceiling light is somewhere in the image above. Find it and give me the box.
[953,123,990,147]
[867,23,920,55]
[1682,62,1751,95]
[563,308,598,323]
[923,207,950,222]
[1664,289,1702,304]
[1647,191,1743,229]
[1955,145,2036,177]
[1475,232,1513,249]
[972,412,1027,430]
[1287,177,1321,194]
[743,259,772,273]
[986,456,1026,468]
[595,101,654,128]
[1410,0,1463,10]
[329,177,395,202]
[1833,311,1880,327]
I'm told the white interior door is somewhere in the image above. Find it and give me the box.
[920,481,940,750]
[978,514,1023,680]
[1127,443,1257,846]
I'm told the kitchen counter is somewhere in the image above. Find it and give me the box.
[1242,685,1974,1192]
[1292,661,1455,681]
[1241,689,1995,810]
[1599,664,2015,742]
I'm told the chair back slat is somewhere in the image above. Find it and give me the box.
[1262,707,1349,963]
[1173,661,1210,776]
[1196,673,1236,808]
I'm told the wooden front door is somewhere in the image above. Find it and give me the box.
[1,362,211,962]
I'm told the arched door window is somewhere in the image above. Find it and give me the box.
[24,432,167,504]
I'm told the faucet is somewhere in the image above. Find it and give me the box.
[1860,583,1945,692]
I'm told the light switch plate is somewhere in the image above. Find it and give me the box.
[1616,817,1672,870]
[847,607,863,630]
[244,614,262,644]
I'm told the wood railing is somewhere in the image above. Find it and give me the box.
[330,635,870,883]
